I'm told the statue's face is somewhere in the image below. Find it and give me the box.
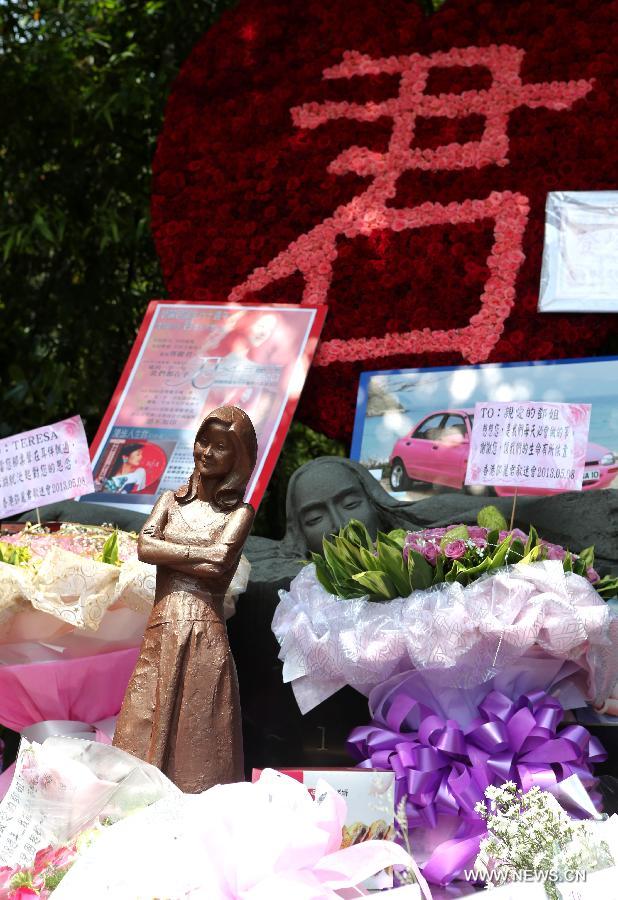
[294,463,380,554]
[194,422,235,479]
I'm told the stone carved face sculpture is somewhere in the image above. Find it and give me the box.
[283,457,420,558]
[291,461,380,555]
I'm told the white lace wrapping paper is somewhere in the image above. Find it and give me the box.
[0,552,250,664]
[272,560,618,714]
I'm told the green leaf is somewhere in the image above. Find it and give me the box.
[33,210,54,242]
[332,535,364,570]
[406,549,434,590]
[376,539,411,597]
[595,576,618,599]
[351,569,397,601]
[576,546,595,570]
[524,525,539,554]
[517,545,543,566]
[477,505,508,533]
[311,553,337,596]
[509,539,526,563]
[446,555,492,585]
[385,528,408,549]
[345,520,373,551]
[488,535,514,570]
[98,529,119,566]
[358,546,382,572]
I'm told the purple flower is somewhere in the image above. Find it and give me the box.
[443,539,467,560]
[467,526,489,541]
[540,540,567,561]
[587,566,600,584]
[403,535,424,562]
[472,537,488,551]
[498,528,529,544]
[419,527,447,540]
[422,543,439,565]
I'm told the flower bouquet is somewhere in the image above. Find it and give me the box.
[0,523,248,660]
[0,524,155,662]
[273,507,618,712]
[0,736,178,900]
[0,523,250,797]
[272,508,618,885]
[51,766,424,900]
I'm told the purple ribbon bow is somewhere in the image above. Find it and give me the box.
[348,688,606,885]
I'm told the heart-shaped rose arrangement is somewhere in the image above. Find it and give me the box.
[152,0,618,440]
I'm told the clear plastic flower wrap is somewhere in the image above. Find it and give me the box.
[0,737,178,872]
[273,559,618,714]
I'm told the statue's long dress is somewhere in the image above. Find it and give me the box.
[114,491,246,792]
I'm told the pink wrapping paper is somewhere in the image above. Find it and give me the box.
[0,648,138,733]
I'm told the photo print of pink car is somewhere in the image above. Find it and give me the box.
[389,408,618,496]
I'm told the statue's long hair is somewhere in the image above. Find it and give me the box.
[175,406,257,511]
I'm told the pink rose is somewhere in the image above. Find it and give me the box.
[422,543,439,565]
[444,539,467,560]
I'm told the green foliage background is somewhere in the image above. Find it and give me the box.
[0,0,235,438]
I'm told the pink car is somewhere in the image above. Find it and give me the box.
[389,408,618,496]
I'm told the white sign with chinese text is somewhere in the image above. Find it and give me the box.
[465,401,591,492]
[0,416,94,518]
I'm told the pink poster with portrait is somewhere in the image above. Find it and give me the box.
[465,401,591,492]
[84,302,326,513]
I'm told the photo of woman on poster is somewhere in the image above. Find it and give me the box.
[103,443,148,493]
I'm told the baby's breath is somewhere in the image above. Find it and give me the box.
[475,783,612,899]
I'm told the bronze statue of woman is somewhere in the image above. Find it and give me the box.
[113,405,257,793]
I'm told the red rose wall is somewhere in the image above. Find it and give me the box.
[152,0,618,442]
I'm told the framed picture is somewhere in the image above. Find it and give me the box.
[350,357,618,500]
[539,191,618,313]
[83,301,326,513]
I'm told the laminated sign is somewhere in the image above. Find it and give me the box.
[0,416,93,518]
[465,401,591,492]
